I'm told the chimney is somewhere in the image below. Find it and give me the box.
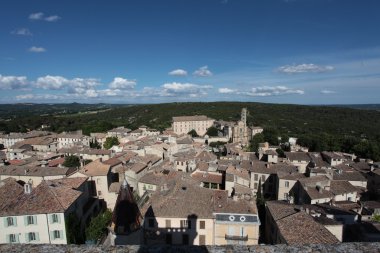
[24,180,32,194]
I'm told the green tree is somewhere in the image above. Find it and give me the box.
[90,139,101,149]
[249,133,264,152]
[65,213,83,244]
[373,214,380,222]
[63,155,80,168]
[276,148,285,158]
[103,137,119,149]
[263,127,280,145]
[85,209,113,241]
[206,126,219,137]
[187,129,199,137]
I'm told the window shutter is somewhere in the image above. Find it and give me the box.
[36,232,40,241]
[16,234,20,243]
[34,215,38,225]
[6,234,10,243]
[3,218,7,228]
[49,214,52,224]
[50,231,54,240]
[13,217,17,226]
[25,233,29,242]
[24,216,28,226]
[58,214,61,223]
[60,230,65,240]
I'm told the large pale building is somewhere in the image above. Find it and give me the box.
[172,115,214,136]
[142,176,260,246]
[0,177,99,245]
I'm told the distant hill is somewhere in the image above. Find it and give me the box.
[327,104,380,111]
[1,102,379,160]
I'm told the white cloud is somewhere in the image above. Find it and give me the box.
[29,12,61,22]
[16,94,62,100]
[44,15,61,22]
[139,82,212,98]
[161,82,212,97]
[218,85,304,97]
[29,46,46,53]
[321,89,336,94]
[218,88,237,94]
[277,63,334,74]
[109,77,136,89]
[168,69,188,76]
[11,28,32,36]
[193,66,213,77]
[35,75,68,90]
[0,75,29,90]
[35,75,101,94]
[29,12,44,20]
[246,86,304,96]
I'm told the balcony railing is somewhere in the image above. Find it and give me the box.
[225,234,249,241]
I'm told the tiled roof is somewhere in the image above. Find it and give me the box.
[144,178,257,219]
[0,165,70,177]
[276,211,339,245]
[172,115,213,122]
[82,159,110,176]
[103,157,123,167]
[282,211,339,244]
[195,150,217,162]
[322,151,345,160]
[304,186,334,200]
[330,181,358,195]
[0,178,84,216]
[191,171,223,184]
[226,166,250,180]
[48,158,65,167]
[266,201,299,221]
[285,152,311,162]
[332,170,367,182]
[0,178,24,211]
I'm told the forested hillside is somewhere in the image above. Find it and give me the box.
[1,102,380,160]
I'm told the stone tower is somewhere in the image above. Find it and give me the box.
[241,108,247,126]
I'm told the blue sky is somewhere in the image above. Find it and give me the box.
[0,0,380,104]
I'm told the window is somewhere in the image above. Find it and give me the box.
[148,219,154,228]
[254,174,258,181]
[285,181,289,188]
[180,220,188,228]
[28,232,36,241]
[98,191,102,196]
[165,219,171,228]
[27,216,35,225]
[254,183,258,190]
[261,175,265,181]
[199,234,206,245]
[9,234,17,243]
[52,214,59,223]
[53,230,61,239]
[284,193,289,199]
[6,217,14,226]
[199,220,205,229]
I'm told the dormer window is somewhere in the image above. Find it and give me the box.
[24,184,31,194]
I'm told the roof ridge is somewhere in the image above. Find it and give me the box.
[43,181,66,211]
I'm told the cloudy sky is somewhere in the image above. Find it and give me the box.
[1,0,380,104]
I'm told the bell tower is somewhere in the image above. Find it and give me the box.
[241,108,247,126]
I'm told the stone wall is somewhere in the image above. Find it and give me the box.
[1,243,380,253]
